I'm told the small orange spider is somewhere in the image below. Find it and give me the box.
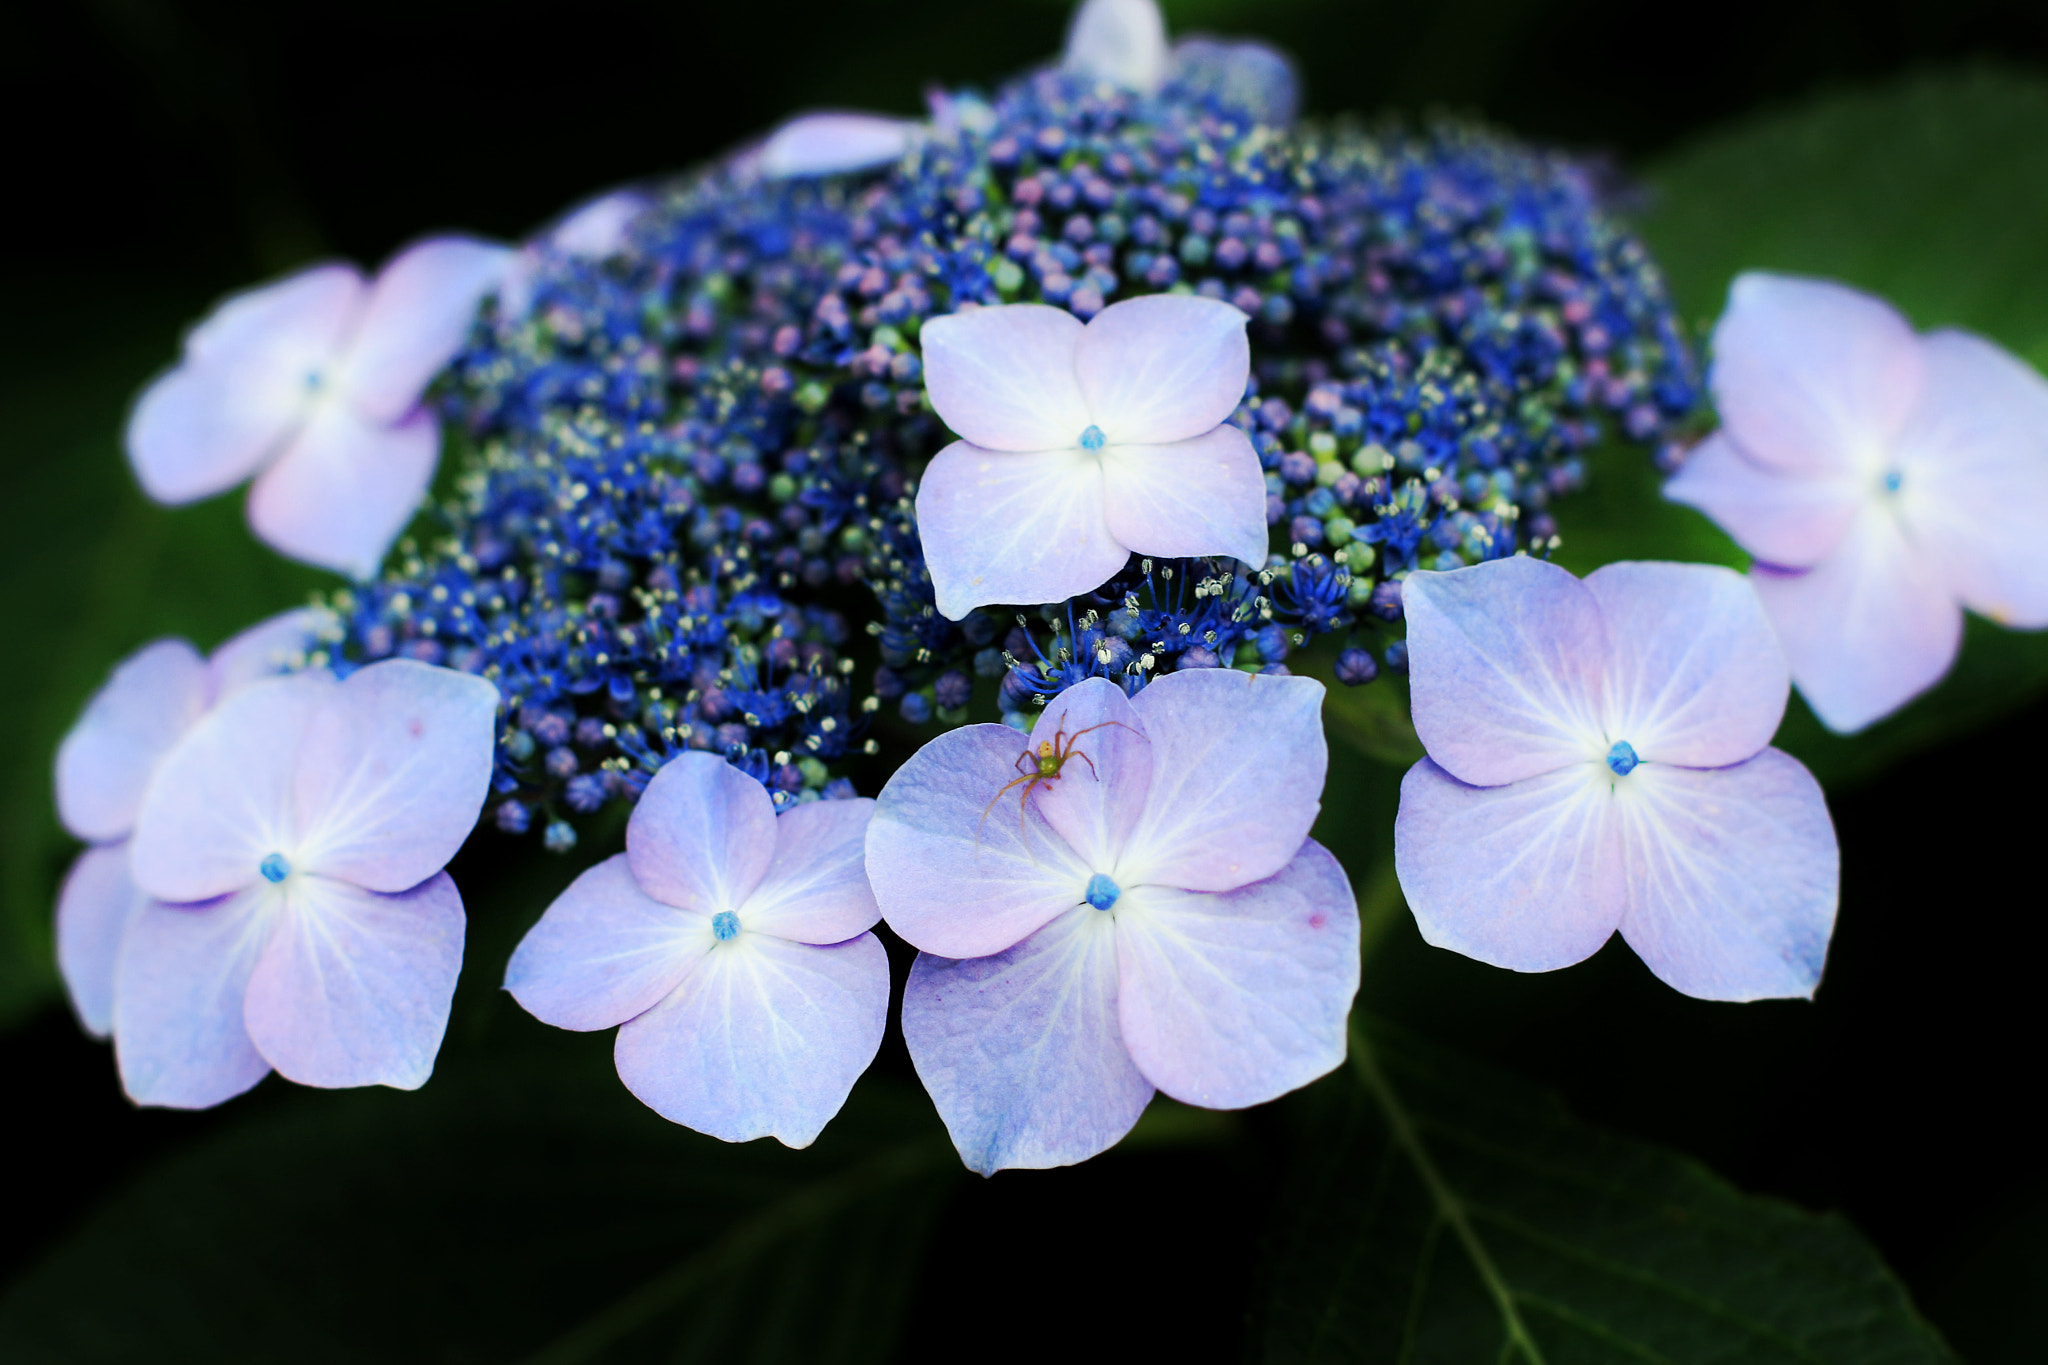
[980,717,1133,838]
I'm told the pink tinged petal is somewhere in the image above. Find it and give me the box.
[112,888,273,1109]
[740,798,882,945]
[1099,425,1269,569]
[1113,839,1358,1110]
[338,235,513,423]
[1893,328,2048,626]
[291,659,498,892]
[1074,294,1250,444]
[614,931,889,1148]
[1615,751,1838,1002]
[1710,272,1922,479]
[1402,557,1609,786]
[208,606,338,696]
[1117,668,1327,892]
[127,264,366,504]
[920,304,1091,453]
[902,909,1153,1175]
[628,751,779,913]
[1061,0,1169,93]
[914,439,1128,620]
[757,113,917,179]
[56,842,149,1038]
[1584,561,1787,767]
[504,853,709,1030]
[55,638,211,842]
[546,189,649,257]
[1663,432,1863,569]
[130,673,326,903]
[244,871,464,1090]
[1394,759,1625,972]
[868,724,1094,959]
[1751,511,1962,733]
[247,402,438,578]
[1028,678,1153,872]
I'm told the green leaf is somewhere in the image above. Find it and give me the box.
[1550,68,2048,788]
[1256,1017,1953,1364]
[0,1039,957,1363]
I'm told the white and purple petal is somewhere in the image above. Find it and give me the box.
[112,888,273,1109]
[338,236,513,424]
[1395,759,1625,973]
[55,637,211,843]
[246,401,439,579]
[626,752,779,915]
[1402,557,1609,786]
[1113,840,1357,1110]
[289,658,497,892]
[56,842,148,1039]
[739,797,881,945]
[1614,751,1837,1002]
[1099,425,1269,569]
[1750,511,1962,733]
[1711,272,1921,479]
[755,112,919,180]
[208,606,337,696]
[130,673,325,904]
[869,724,1093,960]
[1663,432,1862,569]
[243,872,464,1090]
[504,853,708,1031]
[1073,294,1249,445]
[902,909,1153,1174]
[914,439,1127,619]
[1584,561,1787,768]
[613,931,889,1148]
[919,305,1091,453]
[1116,668,1326,893]
[1893,328,2048,627]
[1061,0,1169,93]
[1028,679,1153,875]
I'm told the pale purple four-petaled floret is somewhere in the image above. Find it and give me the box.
[1668,272,2048,732]
[125,236,513,579]
[866,668,1359,1174]
[110,658,497,1107]
[1395,556,1839,1002]
[917,294,1269,619]
[505,751,889,1148]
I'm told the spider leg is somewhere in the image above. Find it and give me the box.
[1017,774,1047,840]
[979,771,1038,836]
[1069,749,1100,782]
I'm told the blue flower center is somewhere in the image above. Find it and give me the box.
[1606,741,1640,777]
[304,369,326,393]
[1883,468,1903,494]
[711,910,741,941]
[1079,424,1106,452]
[1085,873,1120,910]
[259,852,292,883]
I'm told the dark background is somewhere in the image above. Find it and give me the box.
[5,1,2047,1359]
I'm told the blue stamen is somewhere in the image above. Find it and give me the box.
[1079,424,1106,452]
[712,910,740,941]
[259,852,291,883]
[1883,469,1903,494]
[1606,741,1640,777]
[1085,873,1120,910]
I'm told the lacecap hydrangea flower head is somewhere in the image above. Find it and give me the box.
[55,0,1731,1156]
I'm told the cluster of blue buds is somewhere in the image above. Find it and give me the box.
[324,54,1694,844]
